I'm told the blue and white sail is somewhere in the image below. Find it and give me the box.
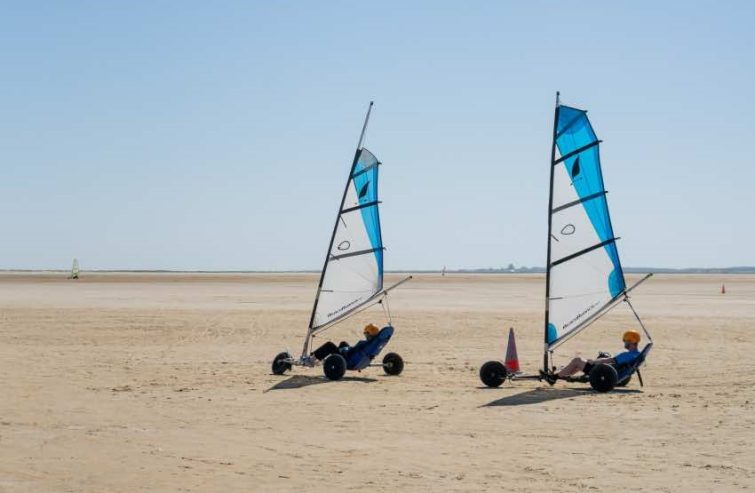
[309,148,384,331]
[545,103,626,349]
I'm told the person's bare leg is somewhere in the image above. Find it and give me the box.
[557,357,587,378]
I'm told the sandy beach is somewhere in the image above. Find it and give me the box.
[0,272,753,492]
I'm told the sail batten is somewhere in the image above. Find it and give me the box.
[341,200,380,214]
[329,246,385,261]
[550,237,618,267]
[552,191,607,213]
[554,139,601,164]
[545,102,626,350]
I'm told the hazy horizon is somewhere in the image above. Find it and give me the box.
[4,264,754,274]
[1,2,753,271]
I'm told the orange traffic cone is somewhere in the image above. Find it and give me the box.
[504,327,520,373]
[721,284,726,294]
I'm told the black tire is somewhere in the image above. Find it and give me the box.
[272,352,292,375]
[616,374,631,387]
[479,360,507,388]
[382,352,404,376]
[589,363,618,392]
[323,353,347,381]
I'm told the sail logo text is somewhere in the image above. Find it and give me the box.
[327,297,364,319]
[562,301,600,330]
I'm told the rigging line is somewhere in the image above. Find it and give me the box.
[380,298,389,323]
[625,297,653,342]
[382,293,393,325]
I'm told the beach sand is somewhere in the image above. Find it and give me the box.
[0,273,753,492]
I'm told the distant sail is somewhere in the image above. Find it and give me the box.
[545,104,625,348]
[309,148,384,330]
[70,258,80,279]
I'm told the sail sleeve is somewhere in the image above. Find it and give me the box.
[546,105,626,348]
[310,148,384,330]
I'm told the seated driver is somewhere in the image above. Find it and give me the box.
[312,323,381,361]
[551,330,641,380]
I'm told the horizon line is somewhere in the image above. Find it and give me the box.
[1,266,754,274]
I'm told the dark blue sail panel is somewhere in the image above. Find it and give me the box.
[555,105,625,298]
[352,149,384,279]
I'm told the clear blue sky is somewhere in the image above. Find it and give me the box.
[1,1,753,270]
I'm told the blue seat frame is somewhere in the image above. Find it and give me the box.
[344,326,394,371]
[614,342,653,385]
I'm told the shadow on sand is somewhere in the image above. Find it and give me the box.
[483,386,642,407]
[265,374,378,392]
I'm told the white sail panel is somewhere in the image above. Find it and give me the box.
[548,247,616,340]
[549,164,604,263]
[311,149,384,329]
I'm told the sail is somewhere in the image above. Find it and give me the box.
[71,258,80,278]
[310,148,384,330]
[545,104,626,348]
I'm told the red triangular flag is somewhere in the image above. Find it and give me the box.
[504,327,520,373]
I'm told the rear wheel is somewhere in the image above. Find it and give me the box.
[323,353,347,381]
[272,352,292,375]
[479,361,507,388]
[589,363,618,392]
[382,352,404,376]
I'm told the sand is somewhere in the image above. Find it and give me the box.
[0,272,753,492]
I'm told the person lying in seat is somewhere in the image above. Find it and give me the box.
[546,330,641,384]
[312,323,381,362]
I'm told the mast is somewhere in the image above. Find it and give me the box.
[302,101,374,358]
[543,91,560,374]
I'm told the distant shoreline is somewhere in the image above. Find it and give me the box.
[1,267,754,275]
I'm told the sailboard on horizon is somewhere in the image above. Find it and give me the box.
[69,258,80,279]
[271,102,411,381]
[480,93,654,392]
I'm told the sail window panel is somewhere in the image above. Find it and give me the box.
[549,190,605,264]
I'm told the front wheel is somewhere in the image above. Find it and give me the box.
[589,363,618,392]
[272,352,292,375]
[382,352,404,376]
[323,353,347,381]
[479,360,507,388]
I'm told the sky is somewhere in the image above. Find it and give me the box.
[1,1,753,271]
